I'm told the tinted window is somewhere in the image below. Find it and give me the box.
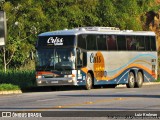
[78,34,87,49]
[83,52,87,66]
[150,36,156,51]
[145,36,150,51]
[87,35,97,50]
[117,35,126,50]
[97,35,107,50]
[136,36,145,51]
[126,36,136,50]
[106,35,117,50]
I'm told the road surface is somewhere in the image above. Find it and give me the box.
[0,84,160,119]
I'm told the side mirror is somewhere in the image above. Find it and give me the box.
[76,48,81,54]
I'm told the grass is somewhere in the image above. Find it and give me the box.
[0,84,20,91]
[155,77,160,82]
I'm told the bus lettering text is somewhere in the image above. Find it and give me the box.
[90,53,101,63]
[47,37,63,45]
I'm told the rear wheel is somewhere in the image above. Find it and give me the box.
[135,72,143,88]
[126,72,135,88]
[85,73,93,90]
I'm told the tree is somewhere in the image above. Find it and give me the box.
[1,0,45,69]
[0,0,159,71]
[114,0,142,30]
[96,0,117,27]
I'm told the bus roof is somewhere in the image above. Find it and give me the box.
[38,27,156,36]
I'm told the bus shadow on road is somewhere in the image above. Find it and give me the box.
[21,85,122,93]
[21,86,85,93]
[58,94,160,99]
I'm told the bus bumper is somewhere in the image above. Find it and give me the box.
[36,77,77,86]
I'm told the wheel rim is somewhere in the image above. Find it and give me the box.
[130,75,134,84]
[87,76,92,87]
[129,73,135,86]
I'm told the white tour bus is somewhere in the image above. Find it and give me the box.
[36,27,158,90]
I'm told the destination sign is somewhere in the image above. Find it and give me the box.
[37,35,75,47]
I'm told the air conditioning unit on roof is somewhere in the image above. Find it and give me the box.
[78,27,120,32]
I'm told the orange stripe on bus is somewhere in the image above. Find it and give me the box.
[81,67,88,74]
[37,71,53,75]
[36,71,59,76]
[99,63,156,81]
[132,60,152,65]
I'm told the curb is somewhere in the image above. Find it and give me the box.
[0,90,22,95]
[117,82,160,87]
[143,82,160,85]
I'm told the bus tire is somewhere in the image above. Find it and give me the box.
[85,73,92,90]
[126,72,135,88]
[135,72,143,88]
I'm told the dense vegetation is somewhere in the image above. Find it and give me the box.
[0,0,159,89]
[0,70,35,88]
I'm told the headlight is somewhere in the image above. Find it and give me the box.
[37,80,42,84]
[64,75,74,78]
[68,75,72,77]
[36,75,42,79]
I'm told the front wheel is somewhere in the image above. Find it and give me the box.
[126,72,135,88]
[85,73,93,90]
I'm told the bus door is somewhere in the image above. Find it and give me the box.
[76,48,87,85]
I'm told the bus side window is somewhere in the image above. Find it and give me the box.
[77,48,87,68]
[150,36,156,51]
[83,52,87,66]
[77,49,87,68]
[78,34,87,49]
[107,35,117,50]
[87,35,97,50]
[117,35,126,50]
[136,36,145,51]
[145,36,150,51]
[77,52,82,67]
[97,35,107,50]
[126,36,136,50]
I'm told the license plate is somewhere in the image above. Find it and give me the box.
[51,81,58,84]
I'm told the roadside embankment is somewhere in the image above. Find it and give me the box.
[0,84,22,95]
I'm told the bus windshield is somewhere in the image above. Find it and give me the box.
[36,48,76,71]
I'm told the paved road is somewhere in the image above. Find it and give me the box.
[0,84,160,119]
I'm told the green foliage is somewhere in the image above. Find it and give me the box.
[0,0,158,90]
[0,70,36,88]
[0,0,159,70]
[0,84,20,91]
[97,0,117,26]
[156,77,160,82]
